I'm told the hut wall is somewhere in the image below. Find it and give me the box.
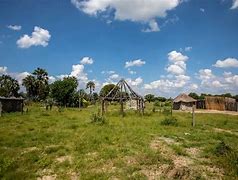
[205,96,225,111]
[225,97,237,111]
[173,102,181,110]
[196,100,206,109]
[0,99,23,113]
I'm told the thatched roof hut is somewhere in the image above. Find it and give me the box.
[173,93,196,111]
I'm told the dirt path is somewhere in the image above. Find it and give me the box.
[174,110,238,116]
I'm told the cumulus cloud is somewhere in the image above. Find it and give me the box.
[126,77,143,86]
[80,57,94,65]
[142,19,160,32]
[0,66,7,74]
[109,74,120,80]
[200,8,205,12]
[231,0,238,9]
[7,25,22,31]
[125,59,146,68]
[168,50,188,62]
[16,26,51,48]
[166,51,188,75]
[198,69,214,80]
[185,46,192,51]
[71,0,181,31]
[213,58,238,68]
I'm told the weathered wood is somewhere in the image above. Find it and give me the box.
[0,102,2,117]
[192,105,195,127]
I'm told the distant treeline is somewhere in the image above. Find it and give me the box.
[1,67,237,107]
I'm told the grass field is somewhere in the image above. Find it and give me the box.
[0,103,238,179]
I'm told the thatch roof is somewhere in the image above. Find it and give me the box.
[173,93,197,103]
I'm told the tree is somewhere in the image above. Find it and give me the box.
[50,76,78,106]
[86,81,95,95]
[0,75,20,97]
[189,92,199,100]
[33,68,49,100]
[22,67,49,101]
[78,89,87,108]
[99,84,119,97]
[22,75,37,99]
[144,94,155,103]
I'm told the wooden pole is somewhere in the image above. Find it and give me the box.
[101,100,105,116]
[192,105,195,127]
[0,102,2,117]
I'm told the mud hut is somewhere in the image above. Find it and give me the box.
[0,96,24,113]
[173,93,197,111]
[205,96,237,111]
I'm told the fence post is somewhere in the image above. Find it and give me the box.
[192,105,195,127]
[0,102,2,117]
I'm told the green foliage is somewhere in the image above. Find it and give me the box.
[161,116,178,126]
[22,68,49,101]
[144,94,155,103]
[90,113,107,125]
[188,92,199,100]
[214,141,231,156]
[50,76,78,106]
[99,84,119,97]
[0,75,20,97]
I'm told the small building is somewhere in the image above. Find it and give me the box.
[205,96,237,111]
[0,96,24,113]
[173,93,197,111]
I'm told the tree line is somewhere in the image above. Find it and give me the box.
[0,68,119,107]
[1,67,237,106]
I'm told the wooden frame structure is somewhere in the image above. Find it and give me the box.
[101,79,144,115]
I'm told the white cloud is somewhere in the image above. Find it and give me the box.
[101,70,115,74]
[211,80,223,88]
[48,76,56,83]
[167,64,185,75]
[80,57,94,65]
[213,58,238,68]
[185,46,192,51]
[142,19,160,32]
[13,72,30,85]
[125,59,146,68]
[71,0,181,31]
[16,26,51,48]
[128,69,136,75]
[200,8,205,12]
[198,69,214,80]
[109,74,120,80]
[70,64,88,82]
[0,66,7,74]
[231,0,238,9]
[7,25,22,31]
[126,77,143,86]
[166,51,188,75]
[168,50,188,62]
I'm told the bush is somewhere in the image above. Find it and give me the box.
[90,113,107,125]
[161,116,178,126]
[214,141,231,156]
[154,100,161,107]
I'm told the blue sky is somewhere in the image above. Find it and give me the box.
[0,0,238,97]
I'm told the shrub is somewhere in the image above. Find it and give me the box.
[214,141,231,156]
[154,100,161,107]
[90,113,107,125]
[161,116,178,126]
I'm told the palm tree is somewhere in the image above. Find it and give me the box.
[78,89,86,108]
[0,75,20,97]
[32,68,49,100]
[22,75,37,99]
[86,81,95,102]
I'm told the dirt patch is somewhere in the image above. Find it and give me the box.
[68,171,79,180]
[144,137,224,179]
[214,128,238,136]
[124,156,138,166]
[56,155,73,164]
[37,175,57,180]
[22,146,39,154]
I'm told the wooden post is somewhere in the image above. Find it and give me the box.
[101,100,105,116]
[0,102,2,117]
[171,101,173,116]
[192,105,195,127]
[21,101,24,115]
[120,101,124,116]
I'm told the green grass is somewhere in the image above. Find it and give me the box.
[0,103,238,179]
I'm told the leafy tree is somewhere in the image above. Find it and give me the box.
[22,68,49,101]
[0,75,20,97]
[99,84,119,97]
[144,94,155,103]
[189,92,199,100]
[78,89,87,108]
[86,81,95,95]
[22,75,37,99]
[50,76,78,106]
[154,96,167,102]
